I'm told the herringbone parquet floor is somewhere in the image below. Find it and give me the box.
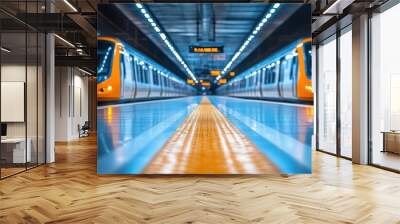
[1,136,400,224]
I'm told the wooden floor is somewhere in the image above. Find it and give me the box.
[145,97,277,174]
[1,136,400,223]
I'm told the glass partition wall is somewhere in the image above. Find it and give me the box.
[0,1,46,179]
[316,26,353,159]
[370,2,400,171]
[317,35,337,155]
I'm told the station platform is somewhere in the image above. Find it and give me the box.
[97,97,314,174]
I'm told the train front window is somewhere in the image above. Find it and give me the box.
[303,42,312,80]
[97,40,115,83]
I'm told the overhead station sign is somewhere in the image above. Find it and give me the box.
[189,45,224,54]
[210,70,221,76]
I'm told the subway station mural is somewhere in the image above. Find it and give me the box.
[97,3,313,174]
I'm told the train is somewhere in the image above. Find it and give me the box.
[97,36,196,102]
[216,38,313,103]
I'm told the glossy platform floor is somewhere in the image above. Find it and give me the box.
[1,136,400,223]
[97,96,314,174]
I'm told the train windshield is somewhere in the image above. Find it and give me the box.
[303,42,312,80]
[97,40,115,83]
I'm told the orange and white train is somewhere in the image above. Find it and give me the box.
[216,38,313,102]
[97,37,196,102]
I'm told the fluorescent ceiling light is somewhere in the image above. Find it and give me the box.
[78,67,92,76]
[63,0,78,12]
[136,3,198,83]
[54,34,75,48]
[216,3,280,81]
[322,0,354,15]
[1,47,11,53]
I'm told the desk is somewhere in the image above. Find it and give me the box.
[382,131,400,154]
[1,138,31,163]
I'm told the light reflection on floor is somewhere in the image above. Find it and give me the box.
[97,97,201,174]
[97,96,313,174]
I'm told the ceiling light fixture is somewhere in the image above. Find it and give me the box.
[78,67,93,76]
[135,3,198,83]
[54,34,75,48]
[1,47,11,53]
[63,0,78,12]
[216,3,281,81]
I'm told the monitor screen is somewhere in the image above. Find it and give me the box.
[1,123,7,137]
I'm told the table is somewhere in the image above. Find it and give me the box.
[1,138,31,164]
[382,131,400,154]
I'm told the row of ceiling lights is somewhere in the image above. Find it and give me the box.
[1,1,77,55]
[135,3,198,83]
[216,3,281,81]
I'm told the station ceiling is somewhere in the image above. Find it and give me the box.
[122,3,303,82]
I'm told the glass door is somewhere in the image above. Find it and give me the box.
[317,35,337,154]
[339,27,352,158]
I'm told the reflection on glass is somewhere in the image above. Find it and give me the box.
[1,32,27,177]
[27,32,39,169]
[371,4,400,171]
[317,37,337,154]
[0,1,46,178]
[340,30,352,158]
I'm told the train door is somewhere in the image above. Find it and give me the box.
[147,65,154,97]
[252,75,256,96]
[277,60,284,97]
[131,56,138,99]
[279,57,295,98]
[122,54,134,100]
[119,51,129,99]
[153,70,161,97]
[291,52,299,98]
[272,64,280,98]
[260,69,265,97]
[143,64,151,98]
[256,70,262,97]
[136,61,145,98]
[160,74,164,97]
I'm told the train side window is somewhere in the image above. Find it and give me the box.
[279,59,286,82]
[142,66,147,84]
[264,69,268,85]
[287,58,294,80]
[272,66,277,83]
[120,54,126,80]
[141,66,145,83]
[291,55,299,80]
[137,65,142,83]
[145,66,150,84]
[152,70,158,85]
[303,42,312,79]
[131,56,137,81]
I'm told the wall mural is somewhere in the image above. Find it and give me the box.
[97,3,313,174]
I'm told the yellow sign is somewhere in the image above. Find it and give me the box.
[192,47,222,53]
[210,70,221,76]
[229,72,235,77]
[201,82,211,87]
[218,79,227,84]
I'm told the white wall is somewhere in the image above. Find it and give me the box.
[55,67,89,141]
[1,64,39,138]
[1,63,46,164]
